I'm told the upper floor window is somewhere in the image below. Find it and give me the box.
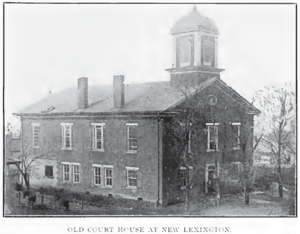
[202,35,215,67]
[206,123,219,152]
[60,123,73,150]
[231,123,241,150]
[180,38,191,67]
[126,123,138,153]
[31,123,40,148]
[91,123,105,151]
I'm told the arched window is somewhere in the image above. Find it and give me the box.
[202,36,215,67]
[180,39,191,66]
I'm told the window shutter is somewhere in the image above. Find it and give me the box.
[122,170,127,187]
[137,170,143,188]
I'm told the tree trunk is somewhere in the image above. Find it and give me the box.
[24,173,30,193]
[278,165,283,199]
[184,186,190,213]
[245,190,250,206]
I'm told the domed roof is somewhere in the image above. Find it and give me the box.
[171,6,218,35]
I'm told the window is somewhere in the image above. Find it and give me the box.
[73,164,80,183]
[201,35,215,67]
[62,163,70,182]
[93,165,102,186]
[180,39,191,67]
[125,167,139,188]
[104,166,114,187]
[31,123,40,148]
[62,162,80,183]
[60,123,73,150]
[45,166,53,178]
[92,123,105,151]
[126,123,138,153]
[206,123,219,152]
[179,166,193,190]
[232,123,241,150]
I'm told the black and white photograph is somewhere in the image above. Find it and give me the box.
[3,2,296,219]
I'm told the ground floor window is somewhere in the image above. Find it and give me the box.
[179,166,193,190]
[62,162,80,183]
[125,167,139,188]
[104,166,113,187]
[93,166,101,185]
[45,165,53,178]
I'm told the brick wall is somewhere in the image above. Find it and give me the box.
[21,116,160,203]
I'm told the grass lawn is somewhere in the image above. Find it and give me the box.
[4,172,294,216]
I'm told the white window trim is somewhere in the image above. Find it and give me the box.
[179,39,191,68]
[91,123,105,152]
[72,164,80,184]
[206,123,219,152]
[60,123,73,150]
[62,162,71,182]
[126,123,138,153]
[103,166,114,188]
[232,123,241,150]
[61,162,80,183]
[125,166,139,189]
[31,123,40,149]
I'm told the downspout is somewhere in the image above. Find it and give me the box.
[157,114,160,207]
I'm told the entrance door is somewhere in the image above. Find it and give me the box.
[205,163,219,194]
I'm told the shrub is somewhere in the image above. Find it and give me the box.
[15,182,23,191]
[220,182,242,195]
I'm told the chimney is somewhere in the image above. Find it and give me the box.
[113,75,125,108]
[78,77,88,109]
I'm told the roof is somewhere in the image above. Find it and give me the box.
[19,78,217,114]
[17,77,260,116]
[171,6,218,35]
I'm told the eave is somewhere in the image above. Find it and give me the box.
[13,111,180,118]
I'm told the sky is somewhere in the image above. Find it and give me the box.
[4,3,296,129]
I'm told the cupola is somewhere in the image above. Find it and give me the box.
[166,6,224,87]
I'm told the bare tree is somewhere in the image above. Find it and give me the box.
[254,84,295,199]
[165,80,261,210]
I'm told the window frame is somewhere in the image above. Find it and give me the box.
[62,162,70,182]
[126,123,138,153]
[45,165,53,178]
[179,38,191,67]
[92,164,102,186]
[125,166,139,189]
[72,164,80,184]
[231,122,241,150]
[103,165,114,188]
[206,123,219,152]
[60,123,73,150]
[179,166,193,190]
[91,123,105,151]
[61,162,80,183]
[31,123,40,149]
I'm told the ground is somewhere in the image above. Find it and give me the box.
[5,172,294,216]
